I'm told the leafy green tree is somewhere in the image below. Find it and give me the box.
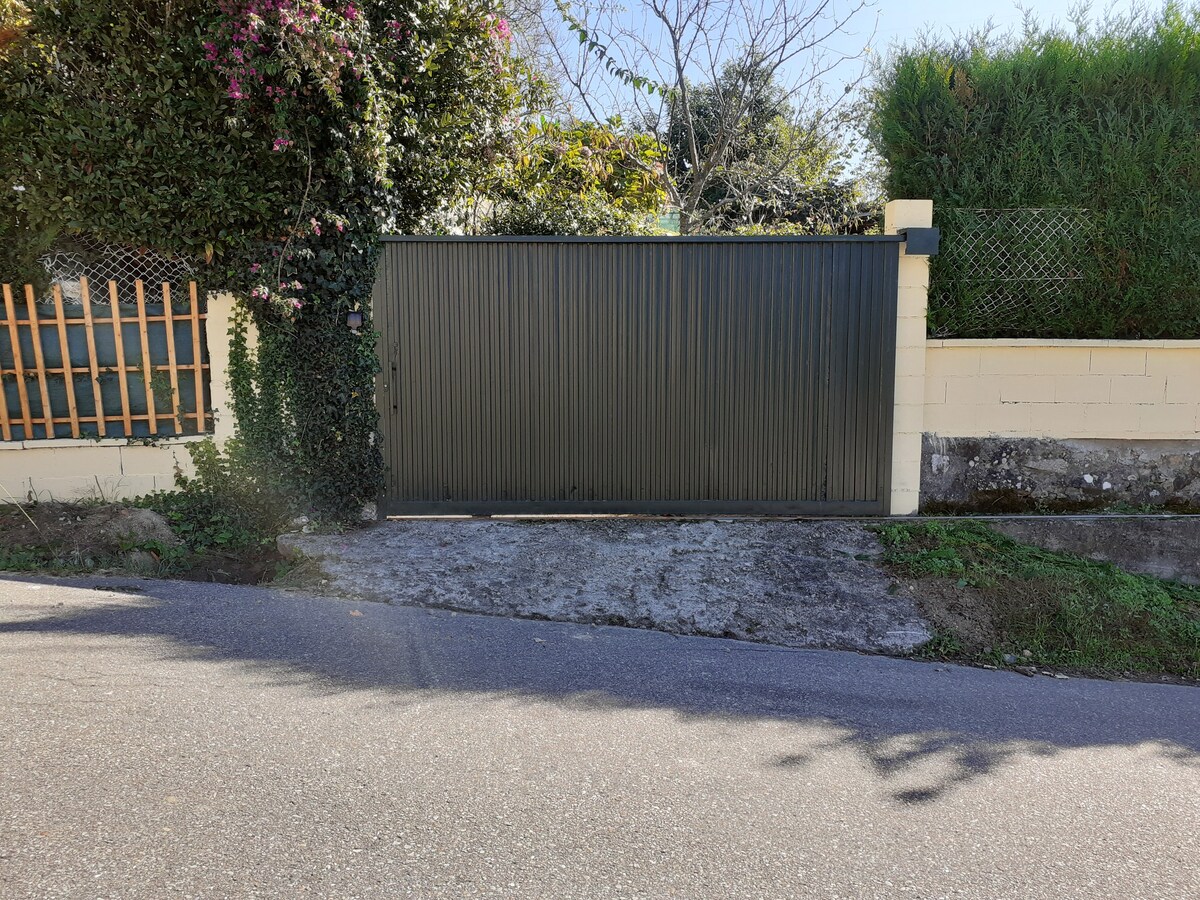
[466,118,664,234]
[522,0,873,233]
[662,57,854,232]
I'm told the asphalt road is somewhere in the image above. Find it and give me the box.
[1,575,1198,899]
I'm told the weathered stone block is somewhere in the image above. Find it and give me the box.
[921,434,1200,511]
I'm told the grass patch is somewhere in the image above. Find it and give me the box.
[876,520,1200,680]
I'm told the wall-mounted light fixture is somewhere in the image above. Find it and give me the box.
[347,310,364,332]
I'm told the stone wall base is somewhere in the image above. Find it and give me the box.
[921,434,1200,512]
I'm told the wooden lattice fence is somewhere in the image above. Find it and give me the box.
[0,279,212,442]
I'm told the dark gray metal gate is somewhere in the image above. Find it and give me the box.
[374,235,901,516]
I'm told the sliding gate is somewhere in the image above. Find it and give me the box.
[374,236,901,515]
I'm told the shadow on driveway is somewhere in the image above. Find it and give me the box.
[2,574,1197,806]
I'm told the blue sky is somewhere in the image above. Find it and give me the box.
[825,0,1163,90]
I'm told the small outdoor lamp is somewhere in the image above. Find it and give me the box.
[347,309,364,332]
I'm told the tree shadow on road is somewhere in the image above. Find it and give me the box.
[2,575,1198,805]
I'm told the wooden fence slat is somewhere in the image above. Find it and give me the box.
[108,281,134,435]
[189,282,206,434]
[34,411,206,425]
[161,283,183,435]
[0,363,210,376]
[78,278,107,438]
[2,284,33,440]
[134,281,158,435]
[23,285,55,439]
[51,285,81,438]
[0,287,12,441]
[8,315,195,326]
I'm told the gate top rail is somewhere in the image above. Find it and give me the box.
[381,234,906,244]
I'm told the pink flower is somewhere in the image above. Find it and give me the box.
[250,262,262,274]
[272,136,292,152]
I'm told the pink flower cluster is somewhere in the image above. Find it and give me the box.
[484,14,511,43]
[205,0,374,132]
[249,277,306,313]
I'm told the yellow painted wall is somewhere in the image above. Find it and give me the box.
[925,339,1200,439]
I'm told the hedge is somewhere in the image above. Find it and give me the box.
[870,5,1200,339]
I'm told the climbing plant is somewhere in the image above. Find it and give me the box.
[1,0,524,519]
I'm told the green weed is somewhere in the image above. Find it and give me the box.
[877,521,1200,679]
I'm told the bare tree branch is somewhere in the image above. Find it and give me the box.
[517,0,876,231]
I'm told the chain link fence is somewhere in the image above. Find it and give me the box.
[38,235,198,305]
[929,208,1091,337]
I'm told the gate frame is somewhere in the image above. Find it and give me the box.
[374,199,935,518]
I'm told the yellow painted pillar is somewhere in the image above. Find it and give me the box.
[884,200,934,515]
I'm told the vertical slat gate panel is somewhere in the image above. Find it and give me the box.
[375,237,900,516]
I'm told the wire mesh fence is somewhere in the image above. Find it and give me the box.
[38,235,198,306]
[929,208,1091,338]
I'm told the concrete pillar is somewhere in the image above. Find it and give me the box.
[884,200,933,515]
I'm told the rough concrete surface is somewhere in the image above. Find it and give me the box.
[991,516,1200,585]
[2,576,1199,899]
[923,435,1200,510]
[282,519,931,652]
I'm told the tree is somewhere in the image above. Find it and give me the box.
[521,0,874,232]
[461,118,665,234]
[662,55,850,231]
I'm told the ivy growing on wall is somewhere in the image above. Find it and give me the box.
[2,0,524,519]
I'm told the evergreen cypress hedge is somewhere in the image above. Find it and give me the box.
[870,6,1200,338]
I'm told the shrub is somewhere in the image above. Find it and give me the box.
[869,5,1200,338]
[140,439,295,554]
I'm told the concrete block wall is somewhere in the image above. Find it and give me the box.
[0,293,245,503]
[923,338,1200,509]
[925,340,1200,440]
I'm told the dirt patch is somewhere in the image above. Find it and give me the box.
[905,579,1001,652]
[172,549,289,584]
[1,503,178,564]
[0,501,285,585]
[877,520,1200,683]
[281,518,933,653]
